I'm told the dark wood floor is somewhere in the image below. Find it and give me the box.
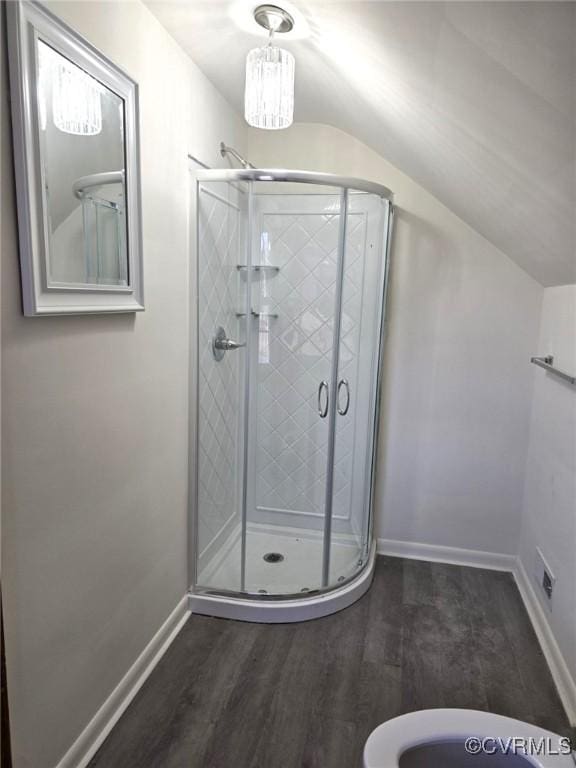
[89,557,569,768]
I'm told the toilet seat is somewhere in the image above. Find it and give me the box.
[363,709,574,767]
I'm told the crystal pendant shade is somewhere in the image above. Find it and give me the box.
[51,54,102,136]
[244,43,295,130]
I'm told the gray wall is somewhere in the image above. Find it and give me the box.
[247,123,543,557]
[519,285,576,715]
[1,2,246,766]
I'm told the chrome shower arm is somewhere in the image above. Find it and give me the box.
[219,142,255,169]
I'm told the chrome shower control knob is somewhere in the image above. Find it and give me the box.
[212,326,246,361]
[217,338,245,351]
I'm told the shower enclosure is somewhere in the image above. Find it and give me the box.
[190,168,393,622]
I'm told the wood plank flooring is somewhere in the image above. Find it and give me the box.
[89,557,570,768]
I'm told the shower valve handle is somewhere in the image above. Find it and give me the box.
[212,326,246,361]
[215,337,245,351]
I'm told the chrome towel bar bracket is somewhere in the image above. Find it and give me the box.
[530,355,576,385]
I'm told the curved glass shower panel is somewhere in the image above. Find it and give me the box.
[328,192,389,587]
[192,169,393,614]
[244,184,343,594]
[195,179,249,593]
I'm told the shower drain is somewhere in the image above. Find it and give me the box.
[263,552,284,563]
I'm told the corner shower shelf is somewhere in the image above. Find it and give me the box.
[236,310,279,319]
[236,265,280,273]
[530,355,576,385]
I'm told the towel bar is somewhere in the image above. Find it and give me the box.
[530,355,576,385]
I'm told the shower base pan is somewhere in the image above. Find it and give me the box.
[188,540,376,623]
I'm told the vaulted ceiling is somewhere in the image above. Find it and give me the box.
[145,0,576,286]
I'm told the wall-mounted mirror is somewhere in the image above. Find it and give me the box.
[7,1,144,315]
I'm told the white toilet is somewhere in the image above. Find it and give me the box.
[364,709,574,767]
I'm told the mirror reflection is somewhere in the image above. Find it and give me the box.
[37,40,128,287]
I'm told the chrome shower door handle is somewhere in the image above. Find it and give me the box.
[317,381,329,418]
[337,379,350,415]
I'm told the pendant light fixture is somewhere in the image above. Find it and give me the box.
[52,56,102,136]
[245,4,295,130]
[38,41,102,136]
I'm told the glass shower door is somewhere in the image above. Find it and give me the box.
[195,179,249,592]
[327,193,390,587]
[244,184,344,594]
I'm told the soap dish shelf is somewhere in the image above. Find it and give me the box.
[236,310,279,319]
[236,265,280,274]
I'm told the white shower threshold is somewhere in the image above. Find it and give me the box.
[189,537,377,623]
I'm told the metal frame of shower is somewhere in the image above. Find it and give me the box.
[191,167,394,609]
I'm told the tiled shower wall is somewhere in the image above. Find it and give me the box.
[197,185,244,567]
[197,187,383,571]
[249,194,372,533]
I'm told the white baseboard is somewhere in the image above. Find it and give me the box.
[377,537,516,572]
[377,537,576,726]
[514,559,576,725]
[55,597,190,768]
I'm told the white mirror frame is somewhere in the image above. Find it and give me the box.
[7,1,144,315]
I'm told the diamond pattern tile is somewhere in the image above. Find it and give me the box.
[252,207,367,520]
[197,186,243,555]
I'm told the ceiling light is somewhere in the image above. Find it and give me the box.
[244,4,295,130]
[38,41,102,136]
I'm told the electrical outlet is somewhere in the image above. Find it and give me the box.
[535,547,556,610]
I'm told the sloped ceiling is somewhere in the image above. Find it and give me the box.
[145,0,576,286]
